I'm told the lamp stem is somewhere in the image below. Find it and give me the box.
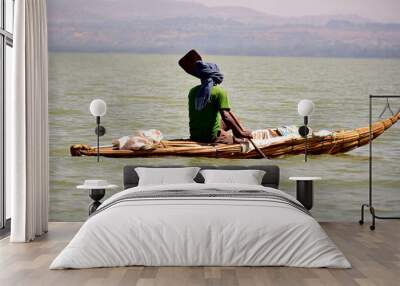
[96,116,100,163]
[305,133,308,162]
[304,116,308,162]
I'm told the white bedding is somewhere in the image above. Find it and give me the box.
[50,183,350,269]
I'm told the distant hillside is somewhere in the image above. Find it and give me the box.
[47,0,400,57]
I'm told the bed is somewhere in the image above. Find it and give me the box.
[50,165,350,269]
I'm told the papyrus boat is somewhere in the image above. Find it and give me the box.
[70,113,399,159]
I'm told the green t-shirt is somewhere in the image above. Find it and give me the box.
[188,85,230,142]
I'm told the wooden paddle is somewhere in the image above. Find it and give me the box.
[228,111,267,159]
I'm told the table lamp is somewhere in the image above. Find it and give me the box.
[89,99,107,162]
[297,99,315,162]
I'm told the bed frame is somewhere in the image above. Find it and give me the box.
[123,165,280,189]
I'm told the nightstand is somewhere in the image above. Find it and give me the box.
[289,177,321,210]
[77,180,118,215]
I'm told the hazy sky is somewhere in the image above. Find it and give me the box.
[183,0,400,22]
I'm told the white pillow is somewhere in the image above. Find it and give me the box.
[135,167,200,186]
[200,169,266,185]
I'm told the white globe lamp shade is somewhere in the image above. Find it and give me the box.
[298,99,315,116]
[90,99,107,117]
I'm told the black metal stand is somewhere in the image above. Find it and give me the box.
[96,116,100,163]
[299,116,310,162]
[88,188,105,215]
[94,116,106,163]
[359,95,400,230]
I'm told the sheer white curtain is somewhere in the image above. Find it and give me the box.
[8,0,49,242]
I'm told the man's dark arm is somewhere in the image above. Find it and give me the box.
[220,110,253,139]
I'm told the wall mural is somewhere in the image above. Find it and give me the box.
[70,50,398,160]
[48,0,400,222]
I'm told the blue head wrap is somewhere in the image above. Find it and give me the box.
[194,61,224,111]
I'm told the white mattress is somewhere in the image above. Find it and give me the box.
[50,183,350,269]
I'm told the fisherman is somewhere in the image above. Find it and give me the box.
[179,50,253,144]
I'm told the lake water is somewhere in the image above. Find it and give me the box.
[49,53,400,221]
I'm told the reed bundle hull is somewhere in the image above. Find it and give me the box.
[70,114,399,159]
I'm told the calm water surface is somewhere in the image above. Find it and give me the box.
[49,53,400,221]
